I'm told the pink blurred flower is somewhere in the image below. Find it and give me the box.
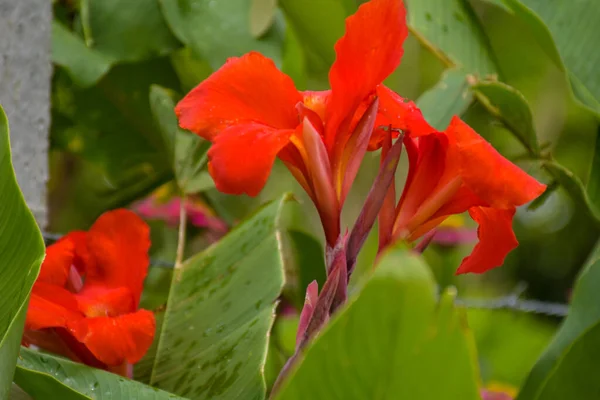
[481,389,513,400]
[133,196,227,233]
[432,226,478,246]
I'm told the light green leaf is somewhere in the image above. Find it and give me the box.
[279,0,352,75]
[0,107,45,398]
[52,21,112,88]
[543,161,600,226]
[472,80,540,155]
[14,347,185,400]
[150,195,290,399]
[250,0,278,38]
[160,0,284,70]
[80,0,180,63]
[498,0,600,115]
[406,0,497,75]
[275,248,481,400]
[417,69,473,130]
[149,85,211,194]
[517,252,600,399]
[170,47,213,92]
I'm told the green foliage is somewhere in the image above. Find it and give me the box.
[0,107,45,398]
[518,244,600,399]
[15,347,185,400]
[275,248,481,400]
[149,195,289,399]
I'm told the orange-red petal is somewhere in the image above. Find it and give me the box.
[26,282,82,330]
[456,207,518,274]
[67,310,156,366]
[84,209,150,307]
[446,116,546,208]
[75,286,135,318]
[38,238,75,286]
[208,123,294,196]
[326,0,408,150]
[176,51,302,140]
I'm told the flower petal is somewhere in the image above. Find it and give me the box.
[326,0,408,150]
[446,116,546,208]
[84,209,150,307]
[68,310,156,366]
[208,123,294,196]
[456,207,518,274]
[38,238,74,286]
[176,52,302,140]
[75,286,135,318]
[26,282,82,330]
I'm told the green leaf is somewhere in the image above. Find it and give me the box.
[149,85,211,194]
[543,161,600,226]
[0,107,45,398]
[250,0,278,38]
[170,47,213,92]
[406,0,497,75]
[150,195,290,399]
[14,347,185,400]
[80,0,180,63]
[52,21,112,88]
[498,0,600,115]
[472,80,540,156]
[275,248,481,400]
[417,69,474,130]
[160,0,284,70]
[279,0,351,75]
[517,254,600,399]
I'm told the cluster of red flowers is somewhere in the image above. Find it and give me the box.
[23,0,545,376]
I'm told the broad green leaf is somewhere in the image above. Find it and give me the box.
[170,47,213,92]
[10,384,33,400]
[14,347,185,400]
[52,21,112,87]
[472,80,540,155]
[50,59,179,229]
[134,312,165,385]
[543,161,600,226]
[281,21,307,90]
[150,195,290,399]
[417,69,473,130]
[517,254,600,399]
[160,0,284,70]
[275,248,481,400]
[406,0,497,75]
[250,0,278,38]
[279,0,351,75]
[80,0,180,63]
[498,0,600,115]
[149,85,211,194]
[0,107,45,398]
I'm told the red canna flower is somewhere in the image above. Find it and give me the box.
[23,209,155,377]
[175,0,430,247]
[378,116,546,273]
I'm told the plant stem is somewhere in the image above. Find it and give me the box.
[175,196,187,269]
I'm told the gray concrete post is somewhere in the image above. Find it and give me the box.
[0,0,52,227]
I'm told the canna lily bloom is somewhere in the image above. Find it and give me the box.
[379,116,546,273]
[175,0,431,246]
[22,209,155,377]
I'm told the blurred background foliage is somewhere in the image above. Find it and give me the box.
[48,0,599,392]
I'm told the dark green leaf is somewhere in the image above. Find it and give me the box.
[406,0,497,75]
[160,0,284,70]
[52,21,112,88]
[0,107,45,398]
[15,347,185,400]
[472,80,540,155]
[149,85,211,194]
[149,195,290,399]
[275,248,481,400]
[80,0,180,63]
[417,69,473,130]
[586,126,600,213]
[517,250,600,399]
